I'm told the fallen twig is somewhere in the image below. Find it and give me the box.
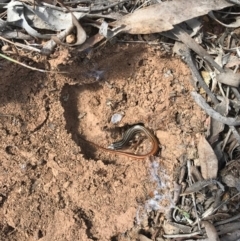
[172,25,224,73]
[187,161,201,231]
[178,44,219,105]
[0,53,66,73]
[163,231,202,239]
[191,91,240,126]
[41,0,130,13]
[215,213,240,225]
[182,179,225,195]
[0,36,41,53]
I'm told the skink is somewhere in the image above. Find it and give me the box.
[84,125,159,159]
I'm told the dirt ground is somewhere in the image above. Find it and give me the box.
[0,43,204,241]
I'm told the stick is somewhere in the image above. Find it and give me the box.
[179,45,219,105]
[172,25,224,73]
[191,92,240,126]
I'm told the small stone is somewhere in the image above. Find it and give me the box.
[66,34,76,44]
[63,181,70,189]
[111,113,123,124]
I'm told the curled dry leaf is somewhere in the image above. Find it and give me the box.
[198,136,218,179]
[202,221,220,241]
[51,1,86,46]
[209,11,240,28]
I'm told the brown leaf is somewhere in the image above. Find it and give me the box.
[202,221,220,241]
[216,70,240,87]
[111,0,233,34]
[198,136,218,179]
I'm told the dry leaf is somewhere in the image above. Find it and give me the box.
[216,222,240,236]
[198,135,218,179]
[216,70,240,87]
[221,159,240,191]
[209,11,240,28]
[202,221,220,241]
[201,71,211,86]
[112,0,233,34]
[182,180,224,195]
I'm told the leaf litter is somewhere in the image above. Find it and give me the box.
[2,0,240,240]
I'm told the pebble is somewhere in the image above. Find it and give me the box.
[111,113,123,124]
